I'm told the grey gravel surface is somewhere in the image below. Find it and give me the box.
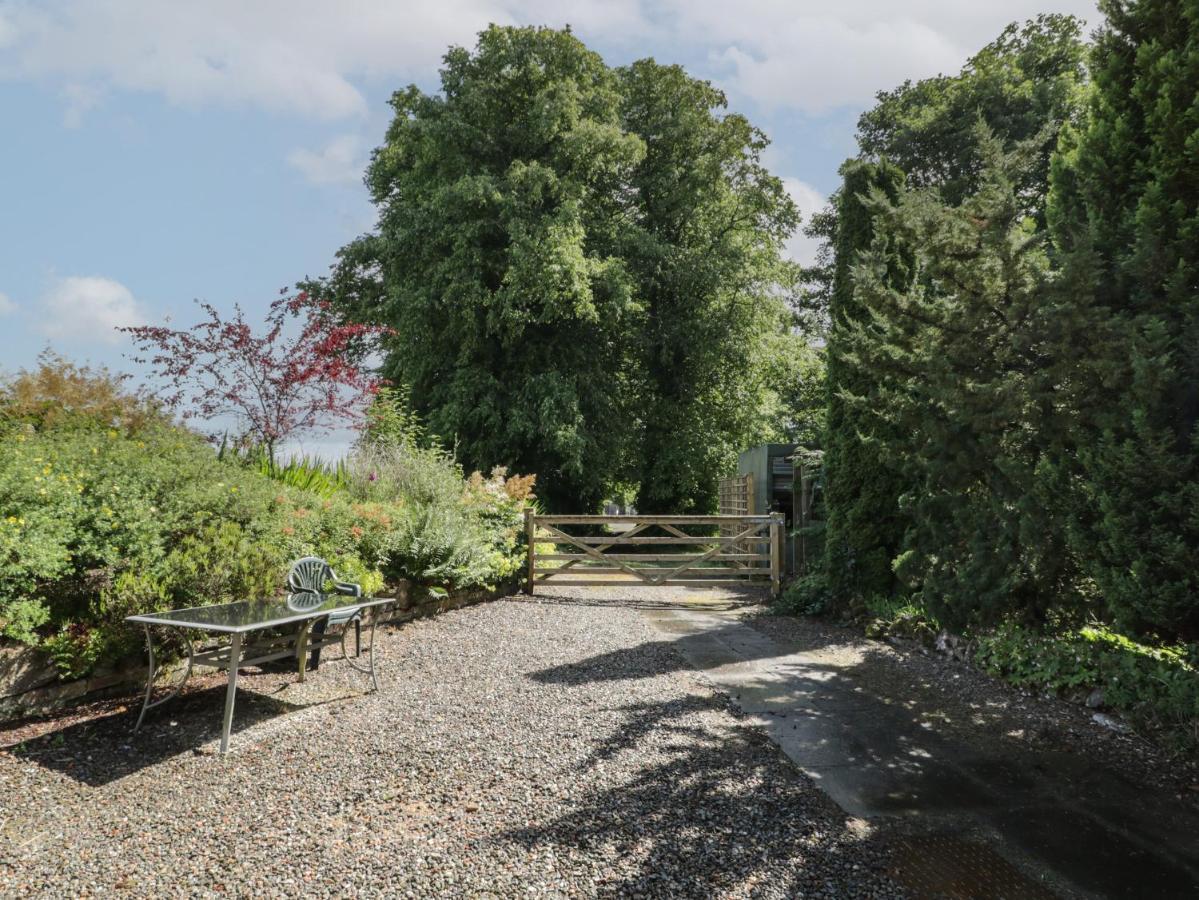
[0,589,903,898]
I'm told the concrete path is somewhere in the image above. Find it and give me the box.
[643,599,1199,899]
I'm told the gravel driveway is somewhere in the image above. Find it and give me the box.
[0,587,902,898]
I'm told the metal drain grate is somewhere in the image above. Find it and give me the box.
[888,835,1059,899]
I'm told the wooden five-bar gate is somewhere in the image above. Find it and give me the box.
[524,512,786,597]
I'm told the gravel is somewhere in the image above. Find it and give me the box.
[0,591,905,898]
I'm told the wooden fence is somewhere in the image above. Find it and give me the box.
[524,513,785,597]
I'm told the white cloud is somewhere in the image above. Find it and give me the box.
[0,291,15,315]
[39,276,144,343]
[287,134,365,185]
[666,0,1100,113]
[782,177,825,267]
[0,1,1100,121]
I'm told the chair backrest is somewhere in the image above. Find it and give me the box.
[288,556,333,594]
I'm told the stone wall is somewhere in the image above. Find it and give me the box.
[0,579,520,721]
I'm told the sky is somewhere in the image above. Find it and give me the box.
[0,0,1099,451]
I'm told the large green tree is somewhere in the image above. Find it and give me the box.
[1049,0,1199,638]
[312,29,799,512]
[618,60,798,512]
[313,26,645,510]
[823,160,909,605]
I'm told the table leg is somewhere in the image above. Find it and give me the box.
[132,627,197,733]
[367,617,379,693]
[133,625,157,733]
[295,620,313,683]
[219,632,242,756]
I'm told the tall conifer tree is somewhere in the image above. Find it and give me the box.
[1049,0,1199,637]
[824,161,908,604]
[850,136,1078,628]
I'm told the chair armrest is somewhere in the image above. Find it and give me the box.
[333,581,362,597]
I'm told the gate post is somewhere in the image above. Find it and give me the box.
[524,507,535,595]
[770,512,784,598]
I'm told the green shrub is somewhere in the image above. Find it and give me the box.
[975,622,1199,750]
[775,573,830,616]
[42,623,110,681]
[861,594,939,642]
[0,362,533,679]
[0,597,50,644]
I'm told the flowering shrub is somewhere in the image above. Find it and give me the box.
[0,366,533,678]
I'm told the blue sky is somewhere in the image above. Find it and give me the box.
[0,0,1097,450]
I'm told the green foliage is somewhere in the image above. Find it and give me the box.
[847,135,1080,630]
[0,598,49,645]
[861,595,940,644]
[618,59,799,513]
[1047,0,1199,638]
[0,351,165,434]
[0,364,530,678]
[256,449,349,499]
[346,424,533,589]
[309,26,798,513]
[42,624,110,682]
[361,386,432,450]
[858,14,1087,218]
[802,15,1088,334]
[774,572,829,617]
[310,25,643,511]
[772,342,826,449]
[975,622,1199,750]
[823,160,909,607]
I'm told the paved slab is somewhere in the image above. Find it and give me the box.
[644,602,1199,899]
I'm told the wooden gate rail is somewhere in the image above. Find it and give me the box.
[524,513,785,597]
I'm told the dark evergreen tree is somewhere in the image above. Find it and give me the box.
[848,135,1079,629]
[1048,0,1199,638]
[824,160,909,604]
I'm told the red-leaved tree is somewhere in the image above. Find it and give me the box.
[123,293,391,462]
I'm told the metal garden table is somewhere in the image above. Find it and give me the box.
[127,593,395,755]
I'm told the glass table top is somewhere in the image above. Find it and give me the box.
[126,593,395,633]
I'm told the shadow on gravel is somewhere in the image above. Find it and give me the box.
[4,682,322,786]
[498,691,899,898]
[525,613,1199,897]
[527,619,856,686]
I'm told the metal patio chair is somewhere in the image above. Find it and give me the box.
[286,556,363,670]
